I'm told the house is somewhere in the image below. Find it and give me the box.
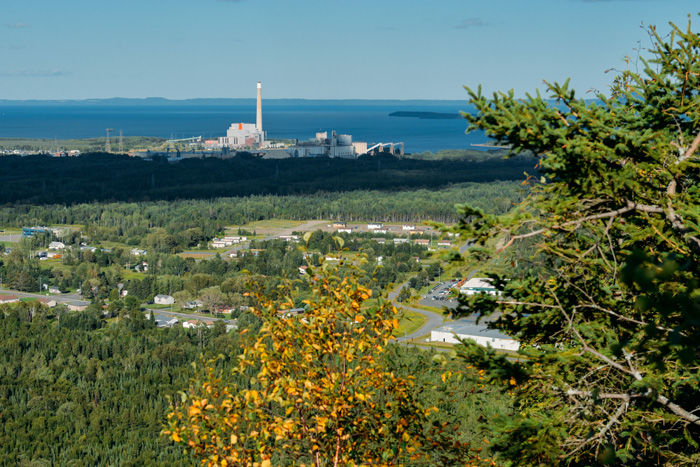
[430,323,519,351]
[367,223,383,229]
[332,222,346,228]
[371,238,386,244]
[48,287,61,294]
[373,229,388,234]
[183,319,216,328]
[68,304,88,312]
[437,240,452,247]
[299,265,308,275]
[413,239,430,246]
[336,228,352,234]
[279,235,299,242]
[223,236,247,243]
[37,297,57,308]
[130,249,147,256]
[182,300,204,310]
[0,295,20,304]
[277,308,305,319]
[150,314,178,328]
[134,261,148,272]
[402,224,416,231]
[393,238,409,244]
[154,294,175,305]
[211,240,229,248]
[48,241,65,250]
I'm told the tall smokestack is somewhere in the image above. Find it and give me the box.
[256,81,262,134]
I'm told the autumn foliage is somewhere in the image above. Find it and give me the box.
[165,256,486,466]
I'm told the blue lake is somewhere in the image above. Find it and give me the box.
[0,101,490,153]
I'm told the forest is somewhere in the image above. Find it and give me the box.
[0,299,509,466]
[0,149,535,204]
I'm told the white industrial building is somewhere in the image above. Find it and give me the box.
[430,323,520,351]
[454,277,499,296]
[216,82,267,149]
[288,131,367,159]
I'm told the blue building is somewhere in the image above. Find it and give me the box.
[22,227,51,237]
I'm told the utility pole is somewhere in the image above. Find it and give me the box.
[105,128,114,152]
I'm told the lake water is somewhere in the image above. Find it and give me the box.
[0,101,490,153]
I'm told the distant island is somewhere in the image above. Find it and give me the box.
[389,111,462,120]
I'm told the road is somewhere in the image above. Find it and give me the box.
[0,233,22,244]
[0,288,89,307]
[389,281,446,343]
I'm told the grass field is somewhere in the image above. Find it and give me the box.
[394,309,427,337]
[234,219,306,230]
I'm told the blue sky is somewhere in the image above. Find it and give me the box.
[1,0,697,100]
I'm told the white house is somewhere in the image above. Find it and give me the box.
[130,249,147,256]
[48,241,65,250]
[367,223,383,229]
[430,323,520,351]
[154,294,175,305]
[0,295,20,304]
[37,298,57,308]
[183,319,216,328]
[402,224,416,231]
[182,300,204,310]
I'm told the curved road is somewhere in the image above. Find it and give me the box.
[388,281,446,343]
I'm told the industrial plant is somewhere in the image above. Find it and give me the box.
[206,82,267,150]
[134,81,404,159]
[287,131,367,159]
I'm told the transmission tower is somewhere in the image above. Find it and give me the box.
[105,128,114,152]
[119,130,124,153]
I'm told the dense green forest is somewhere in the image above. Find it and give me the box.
[0,182,525,235]
[0,150,535,204]
[0,304,508,466]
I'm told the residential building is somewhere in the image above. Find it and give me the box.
[154,294,175,305]
[0,295,20,304]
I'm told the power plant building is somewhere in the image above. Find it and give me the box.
[216,81,266,149]
[288,131,367,159]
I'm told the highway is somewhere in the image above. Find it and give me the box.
[0,288,89,307]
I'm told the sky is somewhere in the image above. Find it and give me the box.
[1,0,697,100]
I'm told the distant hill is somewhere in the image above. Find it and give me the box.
[0,97,469,107]
[389,111,461,120]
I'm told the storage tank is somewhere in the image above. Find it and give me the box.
[336,134,352,146]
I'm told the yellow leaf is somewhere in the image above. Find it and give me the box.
[171,432,181,442]
[261,460,272,467]
[230,434,238,444]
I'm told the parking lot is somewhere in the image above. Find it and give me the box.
[420,280,459,309]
